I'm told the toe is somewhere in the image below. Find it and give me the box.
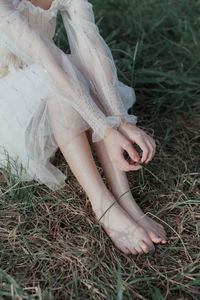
[157,235,167,244]
[162,231,167,239]
[143,238,155,253]
[157,230,167,241]
[158,224,165,232]
[130,247,138,256]
[153,221,166,234]
[140,229,155,251]
[135,246,144,255]
[159,227,167,236]
[149,232,163,243]
[140,242,150,254]
[148,227,167,243]
[123,247,132,254]
[158,226,167,238]
[158,231,167,240]
[119,243,133,254]
[112,240,131,254]
[161,239,167,244]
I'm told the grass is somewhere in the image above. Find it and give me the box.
[0,0,200,298]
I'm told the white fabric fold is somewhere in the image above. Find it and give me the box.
[0,0,124,143]
[60,0,137,131]
[0,0,138,190]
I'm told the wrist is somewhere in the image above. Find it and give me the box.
[104,127,116,139]
[118,122,135,130]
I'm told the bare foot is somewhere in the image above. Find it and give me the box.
[136,215,167,244]
[91,191,155,255]
[116,194,167,244]
[108,186,167,244]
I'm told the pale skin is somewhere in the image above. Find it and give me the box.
[28,0,167,255]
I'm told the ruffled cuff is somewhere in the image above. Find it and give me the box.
[94,82,134,115]
[92,115,122,143]
[91,113,138,143]
[120,112,138,126]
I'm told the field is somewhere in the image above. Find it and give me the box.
[0,0,200,299]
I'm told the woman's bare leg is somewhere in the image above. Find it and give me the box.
[46,54,157,253]
[87,128,167,244]
[56,130,156,255]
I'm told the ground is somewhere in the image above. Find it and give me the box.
[0,0,199,299]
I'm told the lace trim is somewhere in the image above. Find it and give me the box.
[92,115,122,143]
[12,0,60,18]
[91,113,138,142]
[120,114,138,125]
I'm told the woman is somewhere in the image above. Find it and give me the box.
[0,0,167,255]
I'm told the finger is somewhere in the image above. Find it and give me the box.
[110,147,130,171]
[117,161,129,172]
[115,144,143,172]
[148,137,156,158]
[136,138,149,163]
[123,142,140,162]
[147,137,156,161]
[118,148,140,172]
[116,161,136,173]
[119,153,143,172]
[145,141,154,163]
[151,138,156,154]
[118,152,132,171]
[129,158,142,168]
[128,164,142,171]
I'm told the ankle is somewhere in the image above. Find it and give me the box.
[90,190,116,216]
[107,180,130,197]
[112,192,145,220]
[109,187,133,204]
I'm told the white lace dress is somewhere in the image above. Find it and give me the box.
[0,0,137,190]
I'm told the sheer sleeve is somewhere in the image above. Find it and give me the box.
[0,0,123,142]
[60,0,137,127]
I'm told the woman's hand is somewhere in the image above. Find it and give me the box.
[103,123,156,172]
[118,123,156,164]
[103,127,142,172]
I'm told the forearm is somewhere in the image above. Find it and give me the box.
[61,1,136,122]
[0,0,123,142]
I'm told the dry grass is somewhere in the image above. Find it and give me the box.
[0,0,200,299]
[0,132,199,299]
